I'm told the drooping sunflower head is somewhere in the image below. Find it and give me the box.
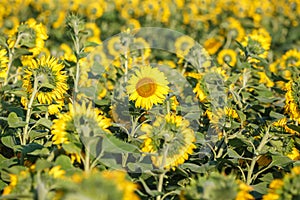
[241,30,271,63]
[140,113,196,170]
[281,49,300,68]
[8,18,48,56]
[285,79,300,123]
[22,56,68,105]
[73,101,112,136]
[126,65,169,110]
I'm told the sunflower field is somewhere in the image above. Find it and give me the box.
[1,0,300,199]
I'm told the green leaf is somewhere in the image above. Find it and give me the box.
[54,155,74,170]
[14,48,32,57]
[1,135,16,149]
[85,41,99,47]
[227,148,243,159]
[270,111,285,120]
[29,130,48,141]
[35,159,52,171]
[40,83,55,89]
[252,182,268,198]
[35,118,52,129]
[7,112,27,128]
[0,179,7,191]
[9,90,27,97]
[180,163,206,173]
[62,142,82,154]
[269,155,293,168]
[102,134,139,153]
[22,143,44,154]
[28,148,50,156]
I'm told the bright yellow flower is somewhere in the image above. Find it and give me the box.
[281,49,300,68]
[258,71,275,88]
[140,113,196,169]
[22,56,68,105]
[217,49,237,66]
[0,48,9,82]
[235,181,255,200]
[287,147,300,160]
[285,80,300,123]
[102,170,140,200]
[126,65,169,110]
[174,35,195,57]
[204,37,223,55]
[242,30,271,63]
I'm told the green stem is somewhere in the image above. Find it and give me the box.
[156,172,166,200]
[84,143,91,174]
[4,33,25,86]
[73,32,81,94]
[246,126,270,185]
[23,74,39,145]
[125,52,128,81]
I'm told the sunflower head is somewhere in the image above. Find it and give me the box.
[140,113,196,170]
[126,65,169,110]
[241,30,271,63]
[22,56,68,105]
[217,49,237,66]
[285,79,300,123]
[8,18,48,56]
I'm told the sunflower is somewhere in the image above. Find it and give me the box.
[287,147,300,160]
[258,71,275,88]
[107,36,124,58]
[203,36,224,55]
[22,56,68,105]
[285,79,300,123]
[84,22,102,52]
[140,113,196,169]
[174,35,195,57]
[85,1,106,19]
[101,171,140,200]
[0,48,9,82]
[217,49,237,66]
[263,166,300,200]
[51,102,111,163]
[235,181,255,200]
[241,30,271,63]
[52,102,111,144]
[126,65,169,110]
[8,18,48,56]
[125,18,141,30]
[131,37,151,61]
[280,49,300,68]
[272,117,297,135]
[222,17,245,42]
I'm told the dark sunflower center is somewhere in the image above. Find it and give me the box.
[136,77,157,98]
